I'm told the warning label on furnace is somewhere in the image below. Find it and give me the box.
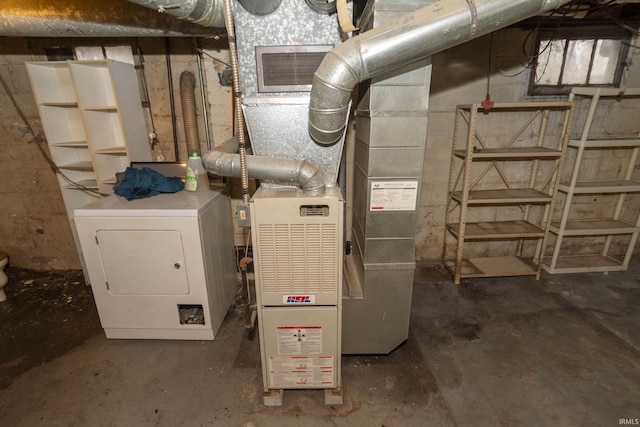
[277,326,322,355]
[370,181,418,211]
[268,356,334,388]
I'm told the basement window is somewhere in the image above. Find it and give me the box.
[530,28,631,95]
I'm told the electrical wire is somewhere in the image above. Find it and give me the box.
[497,2,581,79]
[176,37,232,68]
[0,63,107,198]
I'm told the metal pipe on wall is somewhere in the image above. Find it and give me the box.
[308,0,573,145]
[165,38,181,161]
[223,0,251,204]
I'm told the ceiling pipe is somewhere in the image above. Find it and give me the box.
[0,0,224,37]
[308,0,573,146]
[125,0,226,28]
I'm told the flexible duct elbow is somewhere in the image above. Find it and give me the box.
[180,71,201,154]
[203,147,326,195]
[308,0,572,145]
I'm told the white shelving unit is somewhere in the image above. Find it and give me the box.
[68,60,152,192]
[26,60,152,276]
[544,87,640,274]
[443,102,574,284]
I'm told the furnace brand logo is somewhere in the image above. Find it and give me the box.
[283,295,316,304]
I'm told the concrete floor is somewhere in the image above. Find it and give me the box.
[1,261,640,426]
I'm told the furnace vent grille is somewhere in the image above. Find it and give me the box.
[257,223,337,294]
[256,45,332,93]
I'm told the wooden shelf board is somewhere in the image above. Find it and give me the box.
[445,256,538,278]
[543,254,625,274]
[58,161,93,171]
[452,188,552,204]
[63,179,98,190]
[94,146,128,154]
[558,180,640,193]
[568,138,640,148]
[447,220,545,239]
[453,147,562,159]
[51,141,88,148]
[549,219,640,235]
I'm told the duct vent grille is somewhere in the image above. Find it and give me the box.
[257,223,337,294]
[300,205,329,217]
[256,45,332,93]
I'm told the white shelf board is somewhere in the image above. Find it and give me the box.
[447,220,545,239]
[41,102,78,108]
[52,141,88,148]
[568,138,640,149]
[549,219,640,236]
[558,179,640,193]
[100,177,118,185]
[58,161,94,171]
[82,106,117,111]
[571,87,640,97]
[543,254,625,274]
[94,146,128,154]
[63,179,99,190]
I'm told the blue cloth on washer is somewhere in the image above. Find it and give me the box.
[114,167,184,200]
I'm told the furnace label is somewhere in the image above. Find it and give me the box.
[276,326,322,355]
[268,356,334,388]
[283,295,316,304]
[370,181,418,211]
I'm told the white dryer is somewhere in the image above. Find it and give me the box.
[74,190,236,340]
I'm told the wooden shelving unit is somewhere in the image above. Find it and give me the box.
[26,60,152,278]
[544,88,640,274]
[443,102,574,284]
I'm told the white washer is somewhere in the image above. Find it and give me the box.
[74,190,236,340]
